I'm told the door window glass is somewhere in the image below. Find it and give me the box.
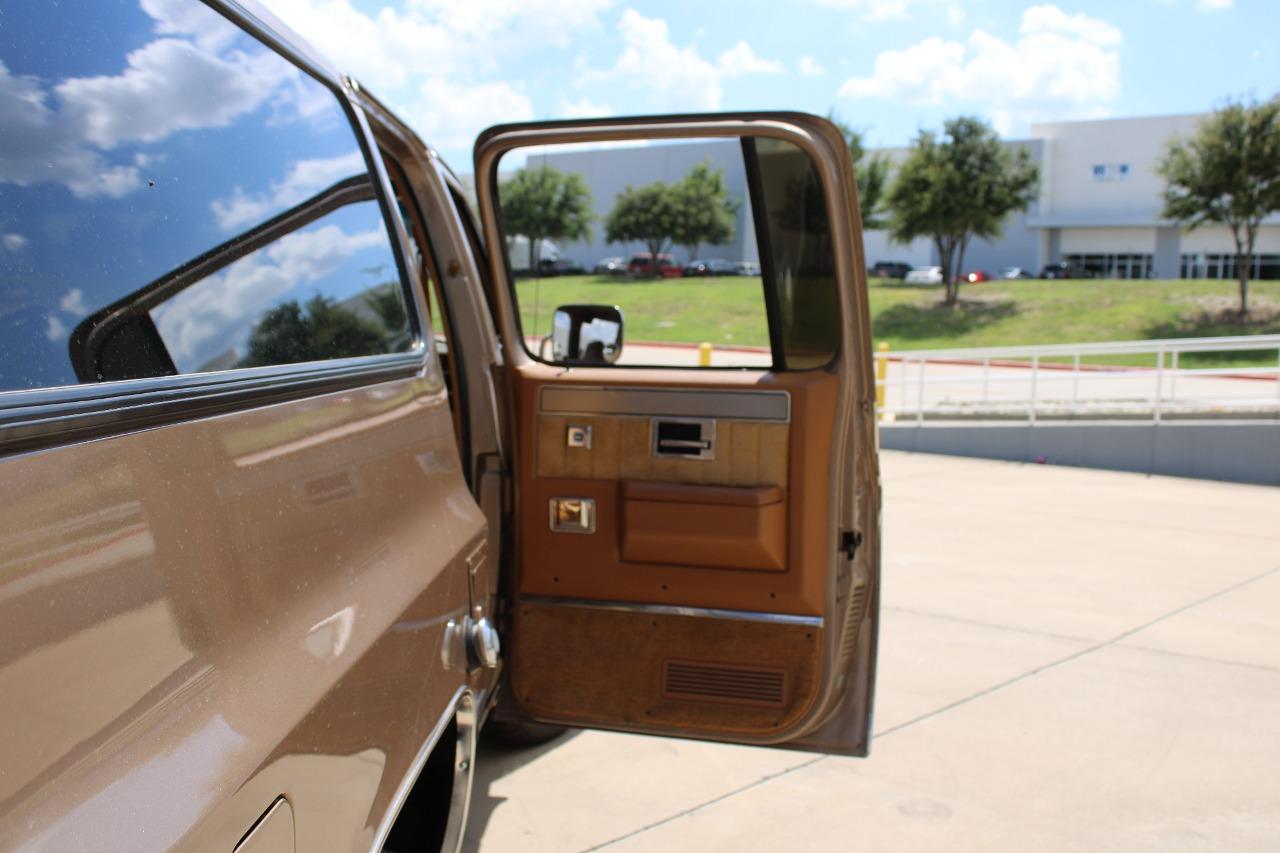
[0,0,412,392]
[491,137,842,370]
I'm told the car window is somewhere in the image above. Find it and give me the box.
[494,140,773,369]
[0,0,413,393]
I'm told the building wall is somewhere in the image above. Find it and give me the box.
[1060,227,1156,254]
[1032,114,1202,225]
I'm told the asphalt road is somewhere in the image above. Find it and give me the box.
[464,450,1280,852]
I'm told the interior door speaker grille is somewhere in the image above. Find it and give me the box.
[661,660,788,708]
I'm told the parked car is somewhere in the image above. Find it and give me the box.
[0,4,882,850]
[735,260,762,276]
[684,258,737,277]
[627,252,684,277]
[966,270,991,283]
[870,260,913,279]
[1041,261,1091,279]
[1000,266,1032,279]
[905,265,944,285]
[594,256,627,275]
[538,257,586,276]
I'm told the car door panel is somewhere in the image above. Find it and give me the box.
[476,113,879,755]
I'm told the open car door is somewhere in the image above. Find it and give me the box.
[474,113,880,754]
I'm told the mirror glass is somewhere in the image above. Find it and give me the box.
[550,304,623,364]
[494,134,839,370]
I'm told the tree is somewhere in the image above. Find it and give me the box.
[672,161,738,262]
[241,295,386,367]
[886,116,1039,306]
[499,165,593,277]
[830,115,891,229]
[1159,97,1280,315]
[605,182,680,276]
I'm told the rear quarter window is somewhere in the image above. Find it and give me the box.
[0,0,414,393]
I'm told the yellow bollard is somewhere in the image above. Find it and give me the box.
[876,342,889,420]
[698,342,713,367]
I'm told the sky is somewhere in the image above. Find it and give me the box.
[261,0,1279,169]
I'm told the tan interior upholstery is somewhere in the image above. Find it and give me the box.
[511,602,822,736]
[620,482,786,571]
[536,414,788,487]
[507,363,839,737]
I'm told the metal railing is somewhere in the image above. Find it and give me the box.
[876,334,1280,425]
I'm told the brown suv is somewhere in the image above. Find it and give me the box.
[0,2,881,850]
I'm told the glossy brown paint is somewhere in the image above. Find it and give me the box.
[0,372,480,849]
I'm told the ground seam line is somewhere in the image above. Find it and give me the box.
[873,563,1280,741]
[583,563,1280,851]
[578,755,828,852]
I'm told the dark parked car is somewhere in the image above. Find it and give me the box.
[870,260,912,279]
[684,258,737,277]
[538,258,586,276]
[1041,262,1090,279]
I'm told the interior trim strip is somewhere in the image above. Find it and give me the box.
[518,595,823,628]
[539,386,790,422]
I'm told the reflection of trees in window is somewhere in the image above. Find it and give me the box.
[241,295,387,368]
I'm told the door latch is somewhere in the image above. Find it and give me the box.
[839,529,863,561]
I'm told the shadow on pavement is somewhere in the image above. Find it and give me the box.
[461,728,580,851]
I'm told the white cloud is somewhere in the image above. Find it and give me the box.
[839,4,1122,125]
[60,289,88,316]
[946,3,965,26]
[815,0,922,21]
[610,9,722,110]
[409,77,533,151]
[2,233,28,252]
[56,39,270,149]
[1197,0,1232,9]
[152,224,386,367]
[265,0,613,156]
[558,96,613,118]
[45,315,68,343]
[211,151,366,231]
[797,55,825,76]
[716,41,784,76]
[0,0,318,200]
[0,60,142,198]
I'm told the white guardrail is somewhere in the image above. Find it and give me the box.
[876,334,1280,425]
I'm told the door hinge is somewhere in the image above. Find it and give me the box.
[840,529,863,561]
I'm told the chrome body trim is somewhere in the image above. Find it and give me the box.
[0,352,427,455]
[518,595,823,628]
[367,687,475,853]
[538,385,791,422]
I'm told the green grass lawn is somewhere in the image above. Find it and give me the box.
[514,274,1280,367]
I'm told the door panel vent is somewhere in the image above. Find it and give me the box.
[839,582,870,660]
[661,660,788,708]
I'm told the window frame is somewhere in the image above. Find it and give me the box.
[0,1,430,455]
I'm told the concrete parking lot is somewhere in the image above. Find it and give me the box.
[465,450,1280,852]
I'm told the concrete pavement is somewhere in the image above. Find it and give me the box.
[464,451,1280,852]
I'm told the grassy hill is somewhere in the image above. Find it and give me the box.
[514,275,1280,367]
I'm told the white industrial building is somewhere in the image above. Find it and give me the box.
[529,112,1280,280]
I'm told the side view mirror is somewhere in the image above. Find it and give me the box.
[550,304,624,364]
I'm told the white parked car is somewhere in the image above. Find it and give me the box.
[1000,266,1032,279]
[904,265,943,285]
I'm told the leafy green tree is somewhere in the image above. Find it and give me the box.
[605,182,680,276]
[886,116,1039,306]
[673,161,738,262]
[830,115,891,229]
[1159,97,1280,315]
[241,295,385,367]
[499,165,594,277]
